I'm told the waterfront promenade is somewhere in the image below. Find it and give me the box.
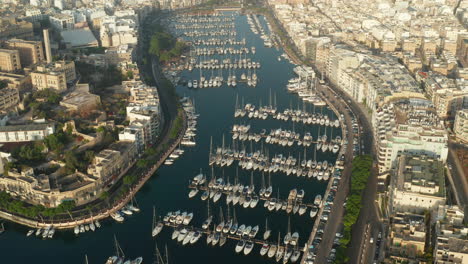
[0,109,187,229]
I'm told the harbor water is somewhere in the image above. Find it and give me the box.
[0,13,340,264]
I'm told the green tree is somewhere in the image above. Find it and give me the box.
[137,159,149,168]
[44,134,64,152]
[123,174,137,185]
[84,151,95,163]
[126,70,134,80]
[100,191,109,200]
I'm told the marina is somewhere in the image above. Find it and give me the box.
[0,11,346,264]
[157,11,345,264]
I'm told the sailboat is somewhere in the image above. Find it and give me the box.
[275,188,282,211]
[283,217,291,245]
[223,205,232,233]
[106,235,125,264]
[259,172,266,197]
[263,217,271,240]
[267,232,279,258]
[152,206,164,237]
[229,207,238,235]
[275,232,284,262]
[265,173,273,198]
[202,201,213,230]
[215,207,225,233]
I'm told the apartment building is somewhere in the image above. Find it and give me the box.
[0,87,20,112]
[31,61,76,92]
[389,154,446,215]
[4,39,45,67]
[49,13,75,31]
[385,213,427,262]
[0,167,97,207]
[0,72,31,90]
[87,141,137,186]
[375,99,448,175]
[0,49,21,72]
[31,68,67,92]
[0,17,34,40]
[434,206,468,264]
[454,109,468,142]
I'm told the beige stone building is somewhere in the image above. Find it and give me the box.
[0,167,98,207]
[0,17,33,40]
[0,72,31,90]
[389,154,446,215]
[31,69,67,92]
[60,91,101,112]
[31,61,76,92]
[54,60,77,82]
[386,213,427,262]
[454,109,468,142]
[4,39,45,67]
[0,87,19,112]
[434,206,468,264]
[0,49,21,72]
[87,141,137,186]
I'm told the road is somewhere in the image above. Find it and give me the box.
[263,3,382,262]
[312,79,382,264]
[310,84,355,264]
[447,141,468,213]
[326,82,382,264]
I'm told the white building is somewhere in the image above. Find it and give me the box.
[0,123,55,142]
[118,125,144,154]
[375,99,448,175]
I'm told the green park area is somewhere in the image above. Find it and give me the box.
[148,25,186,63]
[335,155,373,263]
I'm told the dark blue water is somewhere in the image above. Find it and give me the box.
[0,14,340,264]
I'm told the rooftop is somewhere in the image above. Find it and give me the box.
[397,154,445,197]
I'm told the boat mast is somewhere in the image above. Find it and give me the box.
[261,172,265,190]
[154,242,161,264]
[277,231,281,247]
[233,207,237,224]
[268,172,272,188]
[165,244,169,264]
[209,136,213,160]
[152,206,156,231]
[219,207,224,223]
[250,172,254,190]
